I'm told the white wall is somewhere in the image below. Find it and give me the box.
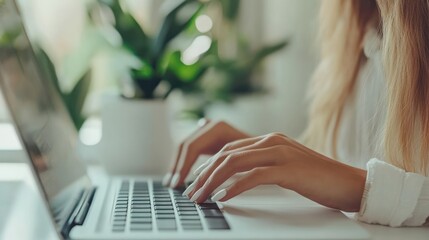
[262,0,320,137]
[232,0,320,137]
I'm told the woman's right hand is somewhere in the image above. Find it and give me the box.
[163,120,250,188]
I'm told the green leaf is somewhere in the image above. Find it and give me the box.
[167,51,206,81]
[152,0,203,64]
[35,48,90,130]
[35,49,60,90]
[109,0,151,58]
[134,60,154,79]
[0,28,21,46]
[132,71,162,99]
[250,40,288,67]
[64,72,92,130]
[219,0,240,21]
[163,51,208,97]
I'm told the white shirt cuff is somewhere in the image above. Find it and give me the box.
[357,158,426,227]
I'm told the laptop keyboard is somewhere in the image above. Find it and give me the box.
[112,180,230,232]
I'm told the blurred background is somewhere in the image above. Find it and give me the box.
[0,0,320,168]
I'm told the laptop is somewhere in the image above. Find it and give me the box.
[0,0,370,239]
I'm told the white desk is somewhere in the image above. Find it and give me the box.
[0,164,59,240]
[0,122,428,240]
[1,163,429,240]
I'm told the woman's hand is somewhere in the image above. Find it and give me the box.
[163,120,250,188]
[183,132,367,212]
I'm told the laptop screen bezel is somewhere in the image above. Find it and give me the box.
[0,0,92,236]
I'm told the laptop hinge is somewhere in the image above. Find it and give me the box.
[61,187,97,238]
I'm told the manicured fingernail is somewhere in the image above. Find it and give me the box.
[170,173,180,188]
[190,188,204,202]
[162,173,172,186]
[182,181,197,197]
[211,189,227,202]
[193,162,208,176]
[197,118,208,127]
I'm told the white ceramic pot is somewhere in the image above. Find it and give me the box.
[99,93,173,175]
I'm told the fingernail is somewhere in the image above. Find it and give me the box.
[182,181,197,197]
[211,189,227,202]
[197,118,208,127]
[190,188,204,202]
[170,173,180,188]
[162,173,172,186]
[193,162,208,176]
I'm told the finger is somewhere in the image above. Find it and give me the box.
[220,135,266,152]
[211,166,281,202]
[162,118,210,186]
[172,121,245,188]
[162,142,184,186]
[197,118,210,127]
[192,136,265,176]
[186,134,287,197]
[191,145,286,203]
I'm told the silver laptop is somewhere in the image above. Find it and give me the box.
[0,0,369,239]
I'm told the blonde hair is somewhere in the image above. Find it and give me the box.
[303,0,429,175]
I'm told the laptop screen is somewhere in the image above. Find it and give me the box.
[0,0,90,229]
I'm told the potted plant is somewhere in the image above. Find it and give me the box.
[190,0,288,134]
[96,0,209,175]
[36,50,91,131]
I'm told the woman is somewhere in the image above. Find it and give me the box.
[163,0,429,227]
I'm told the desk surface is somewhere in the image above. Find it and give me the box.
[0,163,428,240]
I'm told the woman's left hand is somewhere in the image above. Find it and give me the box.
[184,133,367,212]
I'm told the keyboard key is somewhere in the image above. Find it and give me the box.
[115,206,127,210]
[154,209,174,214]
[132,197,150,201]
[181,219,202,226]
[131,209,151,213]
[154,202,173,206]
[153,199,172,203]
[182,225,203,230]
[202,209,223,218]
[154,197,171,201]
[175,203,195,207]
[131,218,152,224]
[131,205,151,209]
[114,212,127,217]
[176,207,197,211]
[198,203,218,209]
[113,216,126,221]
[114,210,127,214]
[174,195,189,199]
[131,201,150,206]
[206,218,230,230]
[154,206,174,210]
[179,215,200,220]
[112,227,125,232]
[131,213,152,218]
[130,224,152,231]
[155,214,176,219]
[178,211,199,216]
[157,219,177,231]
[112,221,126,226]
[175,199,193,203]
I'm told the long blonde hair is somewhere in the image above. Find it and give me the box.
[303,0,429,175]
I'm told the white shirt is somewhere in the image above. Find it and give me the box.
[336,27,429,227]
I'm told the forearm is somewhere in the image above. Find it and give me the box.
[290,159,367,212]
